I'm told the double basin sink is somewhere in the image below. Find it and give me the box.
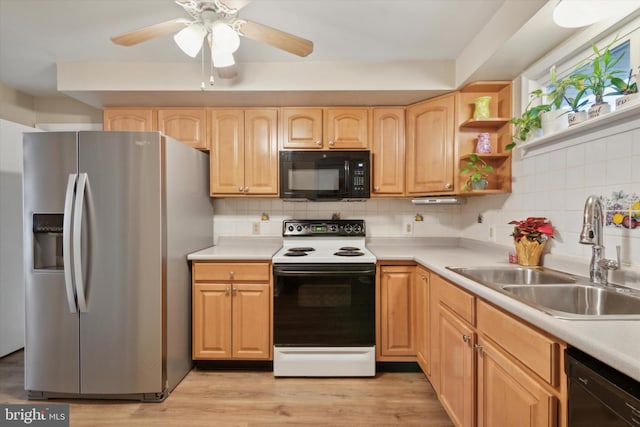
[447,266,640,320]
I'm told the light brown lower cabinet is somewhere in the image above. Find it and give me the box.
[415,266,430,376]
[377,264,416,361]
[423,269,566,427]
[192,262,272,360]
[477,336,557,427]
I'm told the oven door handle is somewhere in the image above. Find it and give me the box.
[273,268,376,277]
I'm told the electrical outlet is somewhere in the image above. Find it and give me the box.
[404,222,413,235]
[489,224,496,242]
[252,222,260,235]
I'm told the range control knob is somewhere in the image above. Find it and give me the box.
[344,224,353,234]
[287,225,294,232]
[353,225,362,234]
[296,226,302,232]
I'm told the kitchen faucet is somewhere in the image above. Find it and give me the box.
[579,195,620,284]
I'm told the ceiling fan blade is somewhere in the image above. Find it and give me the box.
[216,64,239,79]
[111,18,189,46]
[236,20,313,57]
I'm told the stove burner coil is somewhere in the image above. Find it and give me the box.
[284,251,309,257]
[334,251,365,257]
[288,247,315,252]
[339,246,361,251]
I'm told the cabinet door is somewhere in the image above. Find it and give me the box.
[325,108,369,149]
[406,93,455,194]
[193,283,232,359]
[439,306,475,427]
[415,266,430,376]
[103,108,156,131]
[281,108,323,149]
[232,283,272,360]
[244,109,279,195]
[158,108,207,150]
[379,266,416,359]
[209,109,245,195]
[372,108,405,196]
[477,337,557,427]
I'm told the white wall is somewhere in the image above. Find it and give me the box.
[0,119,36,356]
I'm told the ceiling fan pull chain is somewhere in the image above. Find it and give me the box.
[200,44,206,90]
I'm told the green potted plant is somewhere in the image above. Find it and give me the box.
[611,66,639,109]
[507,89,550,150]
[580,38,625,118]
[540,66,576,135]
[460,153,494,191]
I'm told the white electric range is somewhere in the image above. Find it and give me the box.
[272,219,377,377]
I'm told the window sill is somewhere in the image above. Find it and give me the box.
[519,102,640,157]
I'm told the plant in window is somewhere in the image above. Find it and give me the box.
[580,38,625,117]
[507,89,550,150]
[460,153,494,191]
[611,66,639,110]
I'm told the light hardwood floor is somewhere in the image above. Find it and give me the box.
[1,350,453,426]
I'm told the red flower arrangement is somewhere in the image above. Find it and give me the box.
[509,217,554,243]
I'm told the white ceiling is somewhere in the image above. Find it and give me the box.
[0,0,615,107]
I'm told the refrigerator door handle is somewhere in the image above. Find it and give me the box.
[73,173,89,313]
[63,174,78,313]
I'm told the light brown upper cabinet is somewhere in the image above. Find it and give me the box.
[157,108,208,150]
[371,108,405,196]
[209,108,279,197]
[103,108,156,131]
[406,93,455,195]
[281,107,369,149]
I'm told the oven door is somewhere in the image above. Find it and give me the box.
[273,263,376,347]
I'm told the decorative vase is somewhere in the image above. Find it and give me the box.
[475,133,492,153]
[471,178,488,190]
[615,93,640,110]
[540,108,569,135]
[473,96,491,119]
[588,103,611,119]
[514,238,546,266]
[568,111,587,126]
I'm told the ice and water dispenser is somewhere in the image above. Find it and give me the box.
[32,213,64,270]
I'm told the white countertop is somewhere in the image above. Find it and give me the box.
[367,237,640,383]
[187,236,282,261]
[187,235,640,382]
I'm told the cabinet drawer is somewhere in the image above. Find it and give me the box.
[436,275,475,325]
[193,262,270,282]
[477,299,559,386]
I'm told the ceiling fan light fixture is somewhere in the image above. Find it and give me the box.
[174,23,207,57]
[211,21,240,53]
[212,49,236,68]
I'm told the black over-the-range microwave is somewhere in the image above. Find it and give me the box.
[279,150,370,201]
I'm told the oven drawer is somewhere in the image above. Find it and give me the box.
[193,262,270,282]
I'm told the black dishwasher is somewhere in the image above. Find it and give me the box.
[565,348,640,426]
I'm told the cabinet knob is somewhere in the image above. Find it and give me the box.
[462,335,471,343]
[474,343,484,355]
[225,287,230,295]
[238,186,243,192]
[229,271,234,279]
[244,186,249,192]
[421,275,427,281]
[373,185,380,191]
[232,287,237,295]
[315,140,322,146]
[445,183,452,189]
[328,140,335,146]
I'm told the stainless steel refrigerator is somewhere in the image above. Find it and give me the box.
[22,131,212,401]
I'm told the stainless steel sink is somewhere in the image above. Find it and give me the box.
[446,266,640,320]
[448,266,575,286]
[501,284,640,319]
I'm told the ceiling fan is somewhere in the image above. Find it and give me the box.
[111,0,314,80]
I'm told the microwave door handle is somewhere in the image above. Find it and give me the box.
[63,174,78,313]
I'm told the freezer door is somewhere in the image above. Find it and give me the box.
[23,132,80,394]
[77,132,164,394]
